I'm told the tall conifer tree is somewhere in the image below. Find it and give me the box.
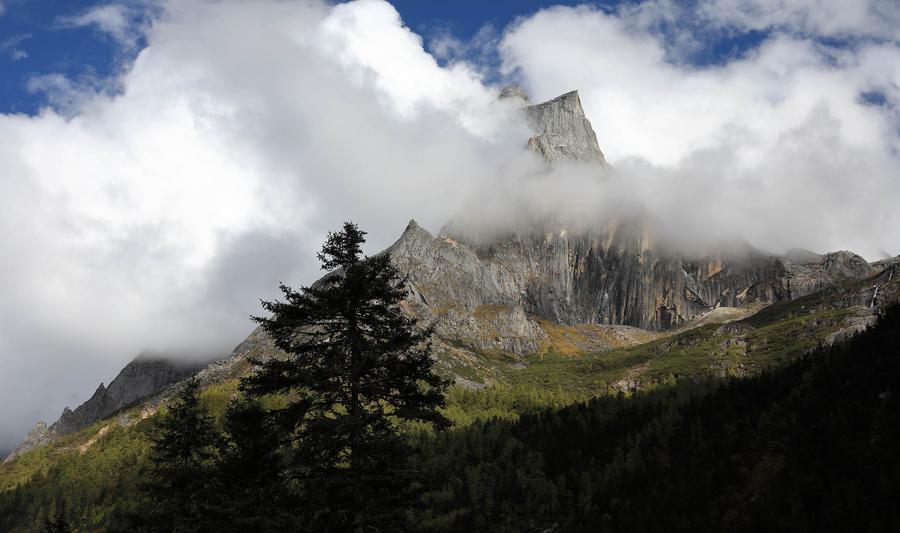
[142,377,217,532]
[209,398,292,532]
[241,221,449,532]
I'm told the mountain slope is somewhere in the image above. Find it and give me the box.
[4,356,208,463]
[411,304,900,532]
[1,292,897,532]
[392,215,878,355]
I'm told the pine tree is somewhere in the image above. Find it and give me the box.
[142,377,217,532]
[42,498,71,533]
[209,398,293,532]
[241,221,450,532]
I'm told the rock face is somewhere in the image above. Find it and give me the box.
[53,356,204,435]
[5,355,204,462]
[4,422,51,463]
[782,250,874,298]
[499,85,529,103]
[525,90,607,165]
[389,220,548,354]
[386,216,875,355]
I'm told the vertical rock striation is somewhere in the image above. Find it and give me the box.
[388,213,875,355]
[525,90,608,165]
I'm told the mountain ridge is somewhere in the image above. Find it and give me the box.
[4,355,209,463]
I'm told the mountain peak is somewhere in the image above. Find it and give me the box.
[525,90,607,165]
[404,219,421,233]
[398,218,433,240]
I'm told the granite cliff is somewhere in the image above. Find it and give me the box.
[386,216,876,356]
[524,90,608,164]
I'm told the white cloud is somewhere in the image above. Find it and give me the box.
[57,3,150,48]
[0,33,29,60]
[699,0,900,40]
[25,73,97,112]
[316,0,503,137]
[499,4,900,256]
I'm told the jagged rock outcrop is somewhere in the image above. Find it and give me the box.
[524,90,607,165]
[499,85,529,103]
[386,215,876,353]
[783,250,873,296]
[390,220,548,354]
[5,422,51,463]
[5,355,204,462]
[53,356,204,435]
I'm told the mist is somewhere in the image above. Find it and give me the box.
[1,0,899,453]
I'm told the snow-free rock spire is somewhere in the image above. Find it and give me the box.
[525,90,607,165]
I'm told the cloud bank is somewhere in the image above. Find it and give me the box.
[0,0,532,452]
[1,0,899,452]
[500,2,900,255]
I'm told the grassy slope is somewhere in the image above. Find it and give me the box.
[504,305,857,399]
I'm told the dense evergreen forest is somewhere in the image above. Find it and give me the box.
[2,304,898,531]
[411,304,900,532]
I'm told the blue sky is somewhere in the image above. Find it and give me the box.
[0,0,778,114]
[0,0,137,114]
[1,1,609,114]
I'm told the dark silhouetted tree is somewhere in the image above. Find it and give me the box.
[142,377,217,532]
[208,398,293,532]
[241,221,450,532]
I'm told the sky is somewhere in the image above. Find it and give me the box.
[1,0,899,454]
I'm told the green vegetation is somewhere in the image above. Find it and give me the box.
[0,418,153,531]
[1,302,896,531]
[232,221,450,532]
[0,223,891,532]
[503,304,856,399]
[135,377,219,532]
[409,305,900,531]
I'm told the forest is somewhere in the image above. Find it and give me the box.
[1,225,898,532]
[410,303,900,532]
[2,309,899,531]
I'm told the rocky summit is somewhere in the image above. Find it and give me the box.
[524,89,608,164]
